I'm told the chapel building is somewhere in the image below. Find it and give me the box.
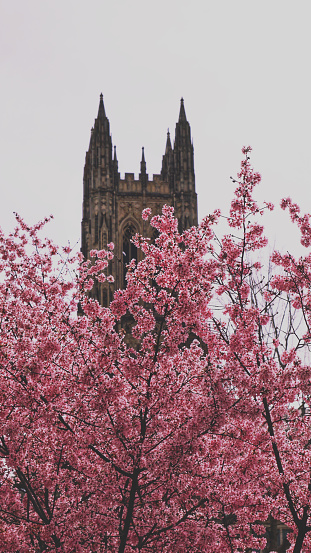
[81,94,198,306]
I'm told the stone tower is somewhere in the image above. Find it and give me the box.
[81,94,198,306]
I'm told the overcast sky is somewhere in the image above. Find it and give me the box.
[0,0,310,256]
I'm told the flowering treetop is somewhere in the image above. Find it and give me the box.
[0,149,311,552]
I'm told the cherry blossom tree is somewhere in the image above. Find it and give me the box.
[0,212,238,552]
[204,150,311,553]
[1,149,311,552]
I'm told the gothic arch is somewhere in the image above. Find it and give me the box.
[120,218,140,288]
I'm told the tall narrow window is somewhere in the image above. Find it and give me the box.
[123,225,137,287]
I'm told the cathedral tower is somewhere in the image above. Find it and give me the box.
[81,95,198,306]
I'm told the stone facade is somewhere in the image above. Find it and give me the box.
[81,94,198,305]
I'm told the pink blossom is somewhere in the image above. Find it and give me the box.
[142,208,152,221]
[84,278,94,290]
[97,249,107,259]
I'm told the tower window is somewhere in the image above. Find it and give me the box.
[123,225,137,287]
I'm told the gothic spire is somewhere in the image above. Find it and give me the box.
[174,98,192,149]
[178,97,187,122]
[140,147,147,185]
[165,129,172,154]
[84,93,113,191]
[161,130,174,182]
[113,145,119,188]
[140,147,147,172]
[97,92,106,119]
[113,144,119,171]
[173,97,195,190]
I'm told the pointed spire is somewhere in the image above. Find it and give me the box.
[140,146,146,173]
[139,146,148,186]
[173,97,195,189]
[178,97,187,122]
[165,129,172,154]
[86,94,113,181]
[97,92,106,118]
[161,130,173,182]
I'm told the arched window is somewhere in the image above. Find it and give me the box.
[122,224,137,287]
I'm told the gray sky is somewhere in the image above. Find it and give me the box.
[0,0,310,256]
